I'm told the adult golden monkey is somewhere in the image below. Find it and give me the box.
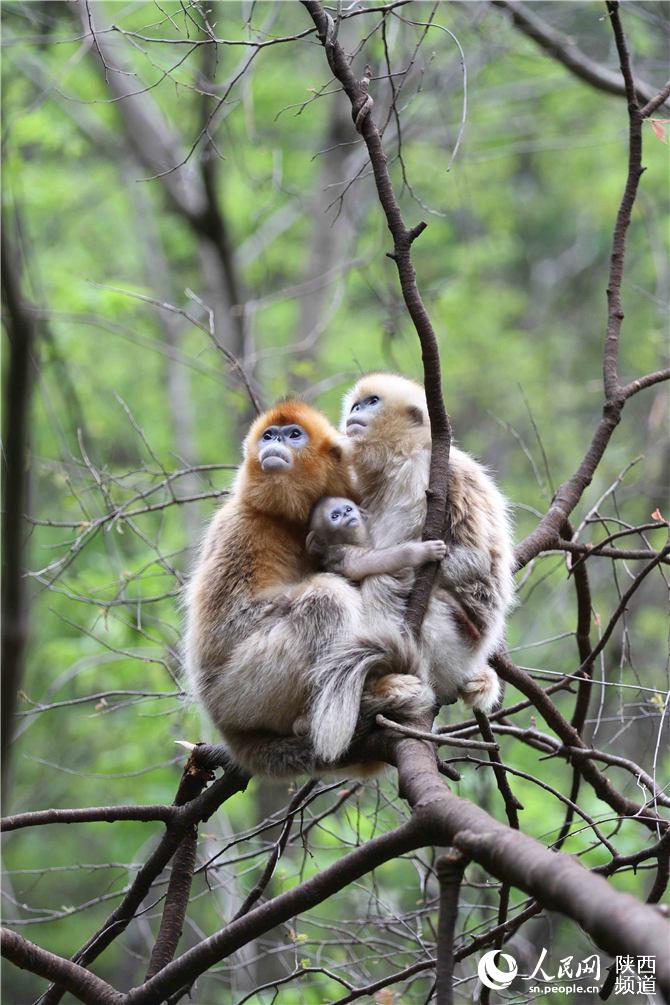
[184,399,434,776]
[336,373,515,713]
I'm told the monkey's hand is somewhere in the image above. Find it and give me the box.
[419,539,447,562]
[260,590,297,616]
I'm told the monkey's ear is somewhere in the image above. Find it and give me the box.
[407,405,425,426]
[359,507,370,523]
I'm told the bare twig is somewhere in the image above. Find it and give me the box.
[435,850,467,1005]
[514,1,663,568]
[376,714,498,750]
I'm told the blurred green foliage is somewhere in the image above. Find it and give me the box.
[2,2,668,1002]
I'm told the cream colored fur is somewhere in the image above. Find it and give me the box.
[342,373,515,713]
[183,399,434,776]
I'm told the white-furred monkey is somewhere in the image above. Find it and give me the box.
[183,400,435,777]
[338,373,515,713]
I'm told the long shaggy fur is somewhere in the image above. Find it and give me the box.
[184,398,434,778]
[309,629,430,763]
[342,373,515,713]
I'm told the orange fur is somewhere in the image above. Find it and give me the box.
[198,401,356,616]
[238,400,357,526]
[185,397,436,776]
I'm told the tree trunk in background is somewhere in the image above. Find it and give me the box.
[76,0,256,439]
[292,101,360,394]
[1,220,37,796]
[124,161,202,555]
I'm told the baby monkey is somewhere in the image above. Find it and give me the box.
[307,497,483,647]
[284,496,444,741]
[307,497,446,580]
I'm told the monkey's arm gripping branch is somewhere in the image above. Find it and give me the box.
[302,0,451,636]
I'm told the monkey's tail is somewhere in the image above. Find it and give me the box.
[310,630,430,764]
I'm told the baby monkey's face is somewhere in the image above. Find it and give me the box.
[311,497,368,546]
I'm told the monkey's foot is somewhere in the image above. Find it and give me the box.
[458,667,501,713]
[363,674,436,721]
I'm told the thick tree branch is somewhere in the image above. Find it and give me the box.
[393,736,670,995]
[0,929,123,1005]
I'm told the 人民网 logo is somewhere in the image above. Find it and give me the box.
[477,950,518,991]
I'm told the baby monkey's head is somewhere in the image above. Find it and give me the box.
[307,497,369,554]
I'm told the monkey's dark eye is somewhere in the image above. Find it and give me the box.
[289,428,301,439]
[351,401,360,412]
[262,430,273,441]
[369,395,380,405]
[331,511,341,521]
[344,506,352,514]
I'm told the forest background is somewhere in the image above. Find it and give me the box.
[1,2,669,1003]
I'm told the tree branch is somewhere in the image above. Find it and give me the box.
[393,736,670,995]
[491,0,669,111]
[514,1,661,569]
[39,768,248,1005]
[1,805,176,832]
[0,928,123,1005]
[124,821,422,1004]
[435,850,467,1005]
[492,654,667,832]
[144,752,220,980]
[302,0,451,634]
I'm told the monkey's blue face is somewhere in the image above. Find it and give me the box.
[324,497,363,529]
[346,394,382,437]
[258,424,308,471]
